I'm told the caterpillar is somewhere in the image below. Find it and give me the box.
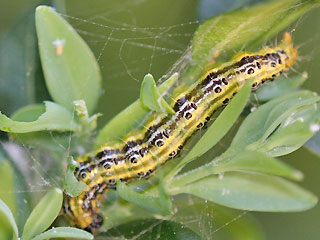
[62,32,298,233]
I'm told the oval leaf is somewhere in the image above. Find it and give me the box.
[173,172,317,212]
[229,91,319,153]
[22,188,63,240]
[253,121,316,156]
[171,150,303,188]
[31,227,93,240]
[214,151,303,181]
[35,6,101,114]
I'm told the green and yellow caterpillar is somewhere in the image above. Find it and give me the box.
[63,33,298,233]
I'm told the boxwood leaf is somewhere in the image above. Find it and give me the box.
[229,91,320,154]
[170,150,303,188]
[213,151,303,181]
[31,227,93,240]
[252,121,316,156]
[21,188,63,240]
[172,172,317,212]
[0,160,16,218]
[0,200,18,240]
[35,6,101,114]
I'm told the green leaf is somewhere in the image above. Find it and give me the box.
[0,160,16,218]
[117,178,172,216]
[170,150,303,188]
[171,78,253,172]
[96,73,178,145]
[0,200,18,240]
[0,101,79,133]
[35,6,101,114]
[63,157,87,197]
[229,91,320,155]
[21,188,63,240]
[99,219,202,240]
[214,151,303,181]
[140,73,175,114]
[255,72,308,102]
[172,172,317,212]
[252,121,315,156]
[192,0,319,66]
[31,227,93,240]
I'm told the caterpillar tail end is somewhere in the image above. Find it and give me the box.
[279,32,298,68]
[62,195,104,233]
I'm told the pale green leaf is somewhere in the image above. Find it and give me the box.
[22,188,63,240]
[172,172,317,212]
[36,6,101,114]
[31,227,93,240]
[0,200,18,240]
